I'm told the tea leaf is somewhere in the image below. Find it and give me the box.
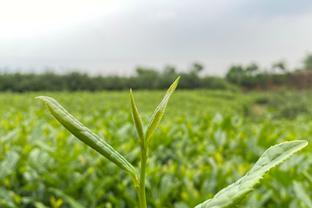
[37,96,137,176]
[195,140,308,208]
[130,89,144,143]
[146,77,180,143]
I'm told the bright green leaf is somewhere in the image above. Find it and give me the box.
[195,140,308,208]
[130,89,144,143]
[36,96,137,177]
[146,77,180,143]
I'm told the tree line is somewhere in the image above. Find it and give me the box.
[0,63,232,92]
[225,54,312,89]
[0,54,312,92]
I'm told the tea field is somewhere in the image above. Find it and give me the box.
[0,90,311,208]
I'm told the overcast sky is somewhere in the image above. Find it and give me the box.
[1,0,312,75]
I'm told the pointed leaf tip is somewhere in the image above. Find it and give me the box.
[36,96,56,104]
[145,77,180,142]
[36,95,48,101]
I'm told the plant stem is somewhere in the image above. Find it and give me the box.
[138,148,147,208]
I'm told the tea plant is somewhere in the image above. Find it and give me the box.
[37,77,308,208]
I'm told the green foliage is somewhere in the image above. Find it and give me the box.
[0,89,311,207]
[37,81,307,208]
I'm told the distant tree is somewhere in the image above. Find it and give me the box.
[245,63,259,75]
[303,54,312,70]
[163,65,176,74]
[225,65,245,84]
[159,65,178,88]
[179,63,204,89]
[226,63,264,88]
[272,61,287,72]
[190,62,204,74]
[134,67,159,89]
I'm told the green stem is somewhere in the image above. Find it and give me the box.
[138,148,147,208]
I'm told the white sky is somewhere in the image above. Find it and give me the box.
[1,0,312,75]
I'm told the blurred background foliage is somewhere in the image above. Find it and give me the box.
[1,53,312,92]
[0,89,311,207]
